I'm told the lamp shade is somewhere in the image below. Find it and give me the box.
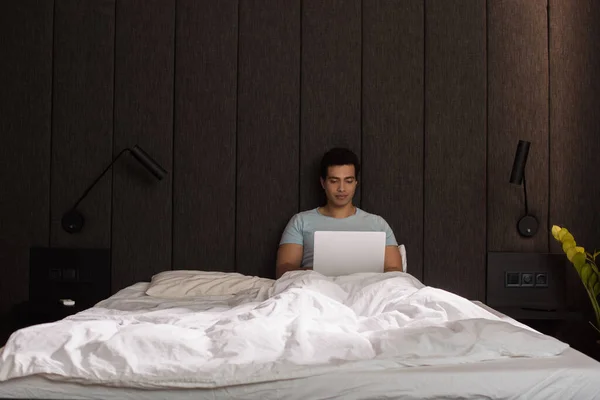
[509,140,530,185]
[130,145,167,180]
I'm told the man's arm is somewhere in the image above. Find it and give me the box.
[384,245,403,272]
[276,243,306,278]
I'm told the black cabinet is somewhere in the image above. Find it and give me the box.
[1,300,86,347]
[526,318,600,362]
[29,247,111,310]
[1,247,111,347]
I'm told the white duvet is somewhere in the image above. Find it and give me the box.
[0,271,569,389]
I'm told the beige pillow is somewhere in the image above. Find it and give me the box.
[145,270,274,298]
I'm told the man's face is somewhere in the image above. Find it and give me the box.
[320,165,357,208]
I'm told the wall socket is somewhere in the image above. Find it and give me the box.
[505,271,548,288]
[487,252,566,311]
[48,267,78,282]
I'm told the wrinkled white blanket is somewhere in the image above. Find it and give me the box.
[0,271,569,389]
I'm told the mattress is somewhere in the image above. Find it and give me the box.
[1,279,599,400]
[0,344,598,399]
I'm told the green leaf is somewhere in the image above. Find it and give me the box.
[563,232,575,243]
[558,228,571,241]
[581,263,593,287]
[571,247,585,261]
[594,281,600,297]
[572,252,587,273]
[589,321,600,336]
[590,261,600,277]
[589,272,598,292]
[552,225,562,240]
[594,250,600,261]
[563,239,577,253]
[586,252,598,265]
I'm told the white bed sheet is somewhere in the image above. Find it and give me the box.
[1,279,599,399]
[0,346,597,400]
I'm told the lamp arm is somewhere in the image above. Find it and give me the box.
[68,148,130,212]
[516,171,538,238]
[522,172,529,216]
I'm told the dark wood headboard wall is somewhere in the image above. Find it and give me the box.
[1,0,599,316]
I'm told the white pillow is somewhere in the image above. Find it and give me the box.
[399,244,407,273]
[145,270,274,298]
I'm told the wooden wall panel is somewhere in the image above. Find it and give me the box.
[50,0,115,248]
[6,0,600,312]
[487,0,549,253]
[424,0,487,300]
[300,0,361,210]
[362,0,424,281]
[173,0,238,271]
[236,0,300,278]
[549,1,600,309]
[0,1,53,315]
[112,0,175,290]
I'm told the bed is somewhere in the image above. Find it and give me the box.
[1,269,599,400]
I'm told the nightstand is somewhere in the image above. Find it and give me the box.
[484,252,600,360]
[494,308,600,362]
[1,247,111,347]
[535,318,600,361]
[14,299,87,326]
[1,300,87,346]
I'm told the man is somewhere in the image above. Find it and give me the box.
[276,147,403,278]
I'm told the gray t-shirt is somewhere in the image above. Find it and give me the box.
[279,207,398,268]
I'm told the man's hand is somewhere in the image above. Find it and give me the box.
[276,244,304,278]
[383,245,403,273]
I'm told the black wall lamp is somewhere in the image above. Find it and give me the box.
[62,145,167,234]
[509,140,538,238]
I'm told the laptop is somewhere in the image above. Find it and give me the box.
[313,231,386,277]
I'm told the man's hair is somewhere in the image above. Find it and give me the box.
[320,147,361,180]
